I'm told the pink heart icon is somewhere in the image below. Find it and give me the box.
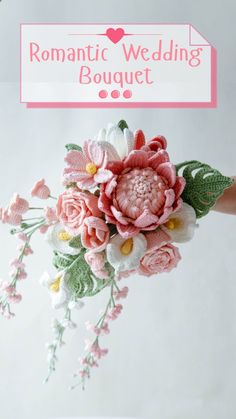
[106,27,125,44]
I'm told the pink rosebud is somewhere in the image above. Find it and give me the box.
[18,245,33,256]
[44,207,58,224]
[9,193,29,215]
[107,304,123,321]
[90,341,108,359]
[17,270,27,280]
[2,210,22,226]
[113,286,129,301]
[84,252,109,279]
[85,321,101,336]
[10,259,25,269]
[79,370,89,378]
[39,224,49,234]
[17,233,28,242]
[9,293,22,303]
[2,283,15,295]
[100,322,110,335]
[31,179,50,199]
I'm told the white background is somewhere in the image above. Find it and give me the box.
[0,1,236,419]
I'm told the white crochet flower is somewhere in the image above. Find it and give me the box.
[46,223,80,256]
[161,202,197,243]
[40,271,71,309]
[96,123,134,160]
[106,233,147,273]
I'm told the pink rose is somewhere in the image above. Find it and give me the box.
[84,252,109,279]
[138,230,181,276]
[57,189,101,235]
[81,216,109,253]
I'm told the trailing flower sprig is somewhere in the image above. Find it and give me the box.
[0,120,233,388]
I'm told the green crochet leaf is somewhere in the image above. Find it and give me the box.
[118,120,128,131]
[53,251,113,298]
[176,160,234,218]
[69,235,82,249]
[65,143,82,152]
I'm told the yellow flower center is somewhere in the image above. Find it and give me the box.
[164,218,181,230]
[86,162,97,175]
[57,230,72,241]
[50,277,61,293]
[120,238,133,256]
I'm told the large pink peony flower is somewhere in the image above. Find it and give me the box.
[63,140,113,189]
[138,229,181,276]
[81,216,110,253]
[57,189,101,235]
[98,149,185,238]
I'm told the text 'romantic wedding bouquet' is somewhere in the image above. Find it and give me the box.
[0,120,233,389]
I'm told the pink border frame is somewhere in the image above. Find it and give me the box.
[20,23,217,109]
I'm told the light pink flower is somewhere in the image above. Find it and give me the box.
[17,233,28,242]
[1,282,15,295]
[31,179,50,199]
[18,244,33,256]
[10,259,25,269]
[84,252,109,279]
[106,304,123,321]
[44,207,58,224]
[113,286,129,300]
[8,293,22,303]
[100,322,110,335]
[39,225,49,234]
[81,216,109,253]
[85,321,101,336]
[89,341,108,359]
[1,209,22,225]
[138,229,181,276]
[63,140,113,189]
[99,148,185,238]
[57,189,101,235]
[9,194,29,215]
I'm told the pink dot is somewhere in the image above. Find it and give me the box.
[111,90,120,99]
[99,90,108,99]
[123,90,132,99]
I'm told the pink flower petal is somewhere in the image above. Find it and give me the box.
[98,192,113,216]
[87,140,105,167]
[124,150,149,169]
[63,170,91,184]
[106,161,124,174]
[164,189,175,208]
[156,162,176,187]
[134,130,145,150]
[158,207,173,225]
[173,176,186,199]
[134,210,159,228]
[77,177,97,189]
[65,150,89,169]
[117,223,140,238]
[145,229,171,251]
[94,168,113,184]
[148,150,170,170]
[105,176,117,199]
[111,206,129,225]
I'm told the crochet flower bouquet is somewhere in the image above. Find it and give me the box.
[0,120,233,389]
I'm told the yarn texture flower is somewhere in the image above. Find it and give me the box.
[63,140,113,189]
[0,119,233,390]
[99,149,186,238]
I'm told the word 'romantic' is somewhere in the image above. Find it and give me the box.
[29,40,203,68]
